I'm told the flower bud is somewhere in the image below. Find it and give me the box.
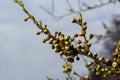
[89,34,94,40]
[77,40,82,44]
[59,51,64,56]
[71,18,77,23]
[87,51,92,57]
[112,62,118,68]
[65,46,70,51]
[87,42,91,48]
[85,62,93,68]
[95,71,100,75]
[65,35,70,41]
[74,34,79,37]
[43,29,49,34]
[36,32,41,35]
[83,22,87,25]
[42,39,46,43]
[49,39,53,44]
[67,57,74,63]
[65,41,70,45]
[98,56,104,62]
[80,31,86,36]
[71,70,75,74]
[85,74,90,79]
[82,25,87,31]
[105,58,111,64]
[93,53,98,58]
[70,38,74,42]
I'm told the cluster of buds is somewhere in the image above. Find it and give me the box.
[111,41,120,75]
[36,13,97,77]
[13,1,120,79]
[84,41,120,79]
[85,57,112,78]
[62,63,72,73]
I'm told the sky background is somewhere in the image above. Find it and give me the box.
[0,0,120,80]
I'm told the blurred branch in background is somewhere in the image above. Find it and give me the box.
[39,0,120,19]
[101,15,120,58]
[90,15,120,80]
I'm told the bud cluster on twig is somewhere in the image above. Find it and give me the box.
[13,0,120,80]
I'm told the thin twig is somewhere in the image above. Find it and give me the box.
[39,0,119,19]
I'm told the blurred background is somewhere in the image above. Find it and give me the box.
[0,0,120,80]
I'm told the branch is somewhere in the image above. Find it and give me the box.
[39,0,120,19]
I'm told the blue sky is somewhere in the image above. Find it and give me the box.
[0,0,120,80]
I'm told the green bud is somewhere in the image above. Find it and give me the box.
[42,39,46,43]
[83,22,87,25]
[104,68,108,71]
[82,25,87,31]
[89,34,94,40]
[55,44,59,48]
[105,58,111,64]
[59,36,64,41]
[113,58,117,61]
[51,45,55,49]
[54,48,59,53]
[67,57,74,63]
[49,39,53,44]
[59,51,64,56]
[65,46,70,51]
[71,18,77,23]
[96,65,101,70]
[77,44,81,49]
[113,52,118,56]
[85,75,90,80]
[98,56,104,62]
[95,71,100,75]
[71,70,75,74]
[36,32,41,35]
[111,67,116,71]
[43,29,49,34]
[101,68,105,72]
[58,31,61,35]
[70,37,74,42]
[107,70,111,74]
[44,24,47,27]
[103,74,107,78]
[112,62,118,68]
[65,35,70,41]
[53,40,57,44]
[87,51,92,57]
[80,31,86,36]
[93,53,97,58]
[55,31,58,34]
[65,41,70,45]
[87,42,91,48]
[62,64,72,73]
[85,62,93,68]
[77,40,82,44]
[74,34,79,37]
